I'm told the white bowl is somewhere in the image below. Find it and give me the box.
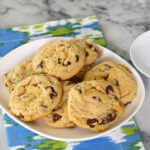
[130,31,150,78]
[0,37,145,141]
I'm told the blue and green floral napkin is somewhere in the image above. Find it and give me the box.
[0,16,145,150]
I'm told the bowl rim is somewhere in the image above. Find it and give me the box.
[130,31,150,78]
[0,37,145,142]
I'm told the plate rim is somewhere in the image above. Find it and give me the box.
[0,37,145,141]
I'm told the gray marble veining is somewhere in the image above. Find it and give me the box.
[0,0,150,149]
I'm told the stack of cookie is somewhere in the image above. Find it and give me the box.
[3,39,137,132]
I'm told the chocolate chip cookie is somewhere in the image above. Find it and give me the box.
[68,80,124,131]
[3,60,34,92]
[32,40,86,80]
[9,74,62,122]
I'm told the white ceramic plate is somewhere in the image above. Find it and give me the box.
[130,31,150,78]
[0,37,145,141]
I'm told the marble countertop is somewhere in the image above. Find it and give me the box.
[0,0,150,149]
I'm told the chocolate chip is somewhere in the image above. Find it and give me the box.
[50,92,57,99]
[124,102,131,106]
[106,85,114,94]
[107,112,116,122]
[66,61,71,65]
[93,47,98,52]
[114,96,119,101]
[37,61,43,69]
[92,96,96,99]
[57,78,61,81]
[18,113,24,119]
[58,58,61,64]
[52,109,56,112]
[77,88,82,94]
[92,96,101,101]
[5,83,8,87]
[100,111,116,124]
[53,113,62,122]
[75,55,79,62]
[87,43,93,49]
[40,104,48,108]
[50,86,55,92]
[85,51,89,57]
[114,79,119,86]
[104,74,109,80]
[87,118,98,128]
[46,86,54,91]
[47,86,57,99]
[62,61,71,66]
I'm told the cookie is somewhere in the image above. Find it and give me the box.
[71,39,101,65]
[68,80,124,131]
[43,81,75,128]
[9,74,62,122]
[3,60,34,92]
[84,61,137,105]
[32,40,86,80]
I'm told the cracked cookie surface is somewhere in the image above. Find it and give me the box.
[32,40,86,80]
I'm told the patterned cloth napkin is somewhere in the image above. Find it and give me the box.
[0,16,145,150]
